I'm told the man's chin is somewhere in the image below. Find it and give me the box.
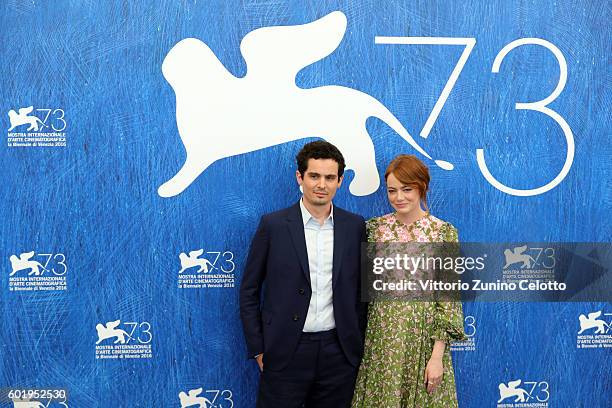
[309,197,331,206]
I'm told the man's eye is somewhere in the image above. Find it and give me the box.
[311,175,319,179]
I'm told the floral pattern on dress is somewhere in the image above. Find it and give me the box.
[352,213,466,408]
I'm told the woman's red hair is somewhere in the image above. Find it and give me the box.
[384,155,430,212]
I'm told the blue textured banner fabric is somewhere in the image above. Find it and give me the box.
[1,1,610,407]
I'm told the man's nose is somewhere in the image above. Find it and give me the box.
[318,178,326,188]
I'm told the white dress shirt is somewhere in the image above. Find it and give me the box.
[300,198,336,332]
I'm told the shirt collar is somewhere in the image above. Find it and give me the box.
[300,197,334,226]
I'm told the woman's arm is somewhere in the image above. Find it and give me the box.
[424,340,446,394]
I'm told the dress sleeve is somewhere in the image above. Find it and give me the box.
[431,223,467,343]
[365,217,378,243]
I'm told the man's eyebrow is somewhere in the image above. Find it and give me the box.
[306,171,338,177]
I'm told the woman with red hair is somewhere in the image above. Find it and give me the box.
[352,154,466,407]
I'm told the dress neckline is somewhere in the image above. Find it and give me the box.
[391,212,431,229]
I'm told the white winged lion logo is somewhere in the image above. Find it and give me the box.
[179,387,212,408]
[11,398,45,408]
[159,11,452,197]
[578,311,607,334]
[8,106,45,131]
[498,379,529,403]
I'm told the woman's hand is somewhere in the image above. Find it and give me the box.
[424,356,444,394]
[424,340,446,394]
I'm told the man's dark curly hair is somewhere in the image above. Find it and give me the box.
[296,141,346,178]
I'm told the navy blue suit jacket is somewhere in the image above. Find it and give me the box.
[239,201,367,371]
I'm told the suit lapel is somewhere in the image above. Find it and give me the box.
[287,203,311,285]
[332,208,347,289]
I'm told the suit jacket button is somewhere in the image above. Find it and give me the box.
[293,314,299,321]
[299,288,305,295]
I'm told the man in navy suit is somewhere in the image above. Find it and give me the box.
[240,141,367,408]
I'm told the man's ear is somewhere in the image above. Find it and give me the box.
[296,170,303,186]
[337,175,344,187]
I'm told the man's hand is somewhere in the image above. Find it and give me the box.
[255,353,264,372]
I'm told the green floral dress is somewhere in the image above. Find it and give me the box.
[352,213,466,408]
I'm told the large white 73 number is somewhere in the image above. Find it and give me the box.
[374,36,573,197]
[478,38,574,196]
[374,37,476,139]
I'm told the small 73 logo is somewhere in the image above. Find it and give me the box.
[503,245,556,269]
[498,379,549,403]
[8,106,66,132]
[95,320,153,345]
[9,252,67,276]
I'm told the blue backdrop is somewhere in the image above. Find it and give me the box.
[1,0,610,407]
